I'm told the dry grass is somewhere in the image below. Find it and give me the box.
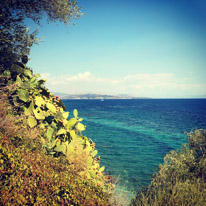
[0,97,40,141]
[66,141,90,176]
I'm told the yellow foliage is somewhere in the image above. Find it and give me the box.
[0,89,117,205]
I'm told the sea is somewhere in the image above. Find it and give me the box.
[63,99,206,195]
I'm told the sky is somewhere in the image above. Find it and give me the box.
[27,0,206,98]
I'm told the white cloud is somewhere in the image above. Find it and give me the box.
[65,71,92,81]
[41,71,206,98]
[40,73,51,79]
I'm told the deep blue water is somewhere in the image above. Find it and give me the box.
[63,99,206,192]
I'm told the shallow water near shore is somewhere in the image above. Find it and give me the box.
[63,99,206,194]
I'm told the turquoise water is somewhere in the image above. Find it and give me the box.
[63,99,206,192]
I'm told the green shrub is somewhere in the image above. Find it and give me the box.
[0,68,116,205]
[130,130,206,206]
[0,131,115,205]
[0,65,114,188]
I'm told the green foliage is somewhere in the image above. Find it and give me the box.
[0,132,115,205]
[73,108,78,118]
[2,50,205,205]
[33,107,45,120]
[35,96,45,107]
[188,129,206,158]
[17,89,30,102]
[0,0,83,65]
[2,70,11,77]
[130,130,206,206]
[46,103,57,113]
[0,68,116,205]
[28,116,37,128]
[66,118,78,129]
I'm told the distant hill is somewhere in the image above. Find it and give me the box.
[53,93,149,100]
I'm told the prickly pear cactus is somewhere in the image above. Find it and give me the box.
[0,66,114,191]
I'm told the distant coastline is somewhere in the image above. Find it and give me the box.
[53,92,206,100]
[54,93,151,100]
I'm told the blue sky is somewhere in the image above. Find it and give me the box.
[27,0,206,98]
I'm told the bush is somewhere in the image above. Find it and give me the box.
[130,130,206,206]
[0,69,116,205]
[0,132,114,205]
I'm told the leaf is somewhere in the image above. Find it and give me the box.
[33,107,45,120]
[47,127,54,141]
[24,102,34,116]
[38,79,46,86]
[56,139,61,147]
[66,118,77,129]
[84,140,93,153]
[30,74,40,83]
[41,137,46,144]
[86,156,93,167]
[55,111,64,120]
[24,107,31,116]
[34,73,40,79]
[63,119,67,125]
[56,128,66,136]
[55,143,67,154]
[35,96,45,107]
[39,123,45,129]
[28,116,37,128]
[17,89,29,102]
[50,121,57,130]
[75,122,86,131]
[30,76,37,83]
[51,138,59,148]
[2,70,11,76]
[13,96,18,106]
[48,151,56,155]
[85,139,91,147]
[69,130,76,138]
[86,172,92,179]
[63,112,69,119]
[46,103,56,113]
[54,145,65,152]
[24,69,32,78]
[15,75,22,86]
[64,141,69,146]
[21,81,31,90]
[88,170,97,178]
[73,109,78,118]
[92,150,98,157]
[99,166,105,173]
